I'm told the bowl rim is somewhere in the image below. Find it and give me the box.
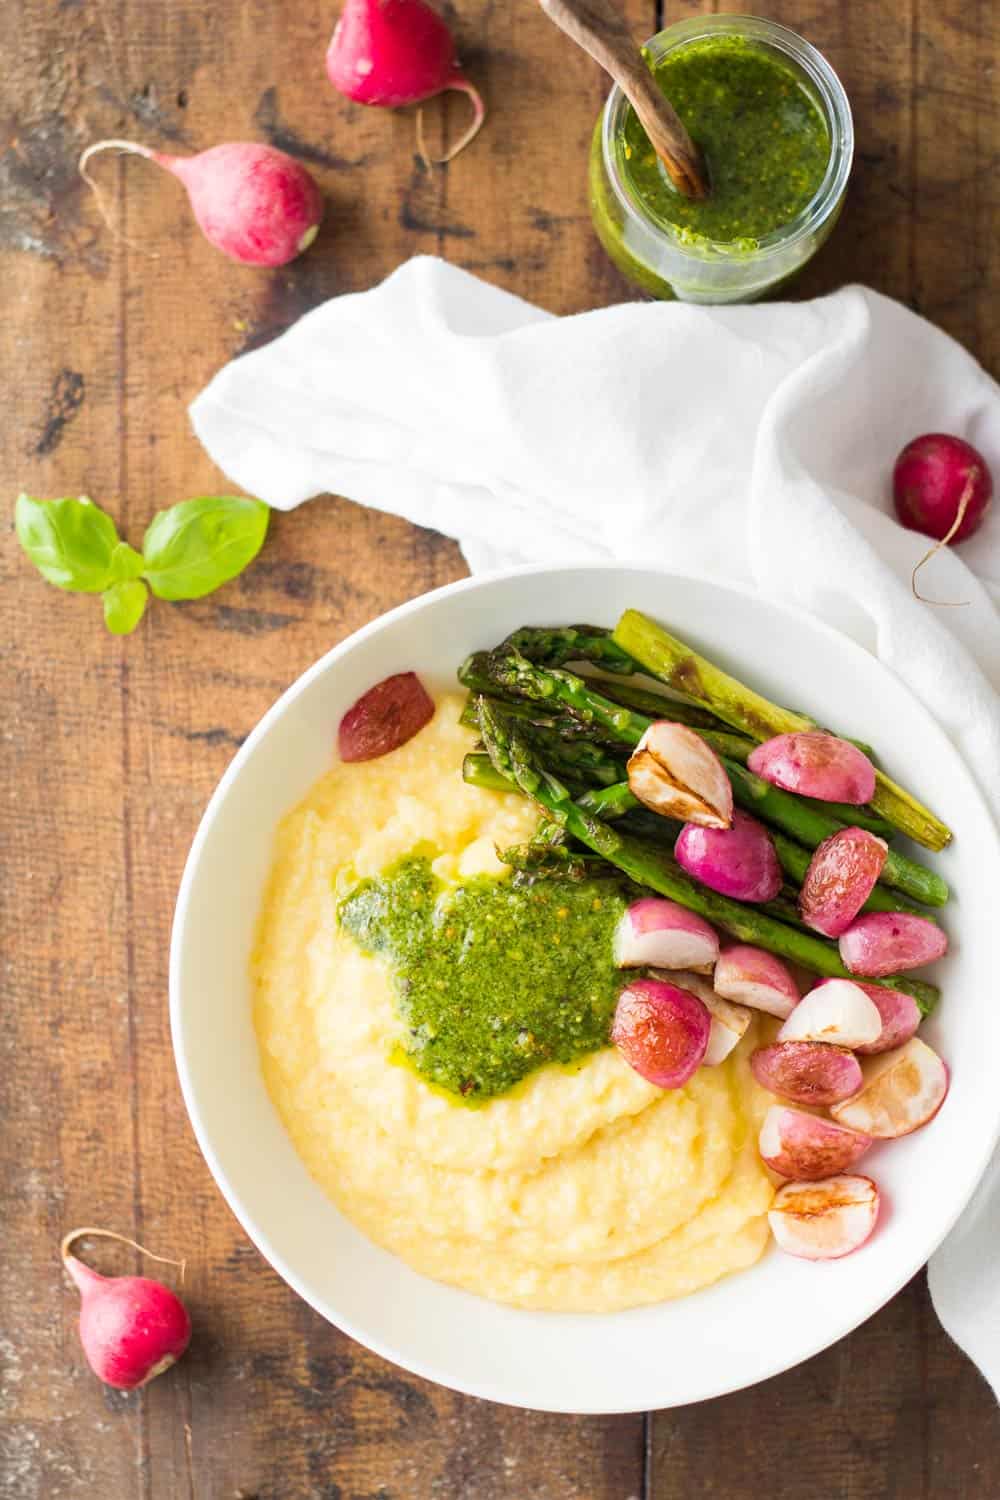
[169,562,1000,1413]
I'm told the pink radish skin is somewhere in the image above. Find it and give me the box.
[613,898,719,972]
[712,944,799,1019]
[815,978,920,1055]
[326,0,485,165]
[831,1037,949,1138]
[627,721,733,829]
[611,978,710,1089]
[79,141,323,266]
[747,733,876,805]
[751,1041,863,1106]
[768,1175,880,1260]
[839,911,948,977]
[759,1105,871,1181]
[339,671,434,761]
[62,1229,191,1391]
[799,827,888,937]
[674,810,782,904]
[893,433,993,544]
[778,979,883,1049]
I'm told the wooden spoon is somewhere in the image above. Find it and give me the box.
[537,0,709,199]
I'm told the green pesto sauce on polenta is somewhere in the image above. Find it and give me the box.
[338,856,627,1103]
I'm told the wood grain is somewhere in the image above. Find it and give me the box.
[1,0,998,1496]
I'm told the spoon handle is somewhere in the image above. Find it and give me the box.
[538,0,708,199]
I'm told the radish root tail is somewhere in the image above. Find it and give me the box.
[910,470,976,607]
[415,77,486,169]
[78,140,160,257]
[60,1225,187,1285]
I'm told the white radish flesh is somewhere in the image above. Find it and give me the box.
[712,944,799,1019]
[660,971,752,1066]
[830,1037,948,1138]
[778,979,883,1049]
[613,898,719,972]
[768,1175,880,1260]
[751,1041,863,1106]
[759,1105,871,1180]
[627,721,733,828]
[815,978,920,1055]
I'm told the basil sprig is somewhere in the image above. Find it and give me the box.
[15,493,269,636]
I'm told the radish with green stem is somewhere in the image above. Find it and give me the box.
[79,141,323,266]
[326,0,486,167]
[61,1227,191,1390]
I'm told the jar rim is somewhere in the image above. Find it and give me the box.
[601,15,855,264]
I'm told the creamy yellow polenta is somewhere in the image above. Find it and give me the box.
[252,694,775,1312]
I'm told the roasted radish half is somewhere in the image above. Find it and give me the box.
[702,992,752,1066]
[611,978,710,1089]
[751,1041,863,1106]
[674,810,782,904]
[830,1037,948,1138]
[778,979,883,1049]
[650,970,751,1066]
[759,1105,871,1180]
[627,721,733,828]
[713,944,799,1020]
[839,912,948,977]
[339,671,434,761]
[768,1175,880,1260]
[613,898,719,972]
[814,979,920,1056]
[748,733,876,805]
[799,827,888,937]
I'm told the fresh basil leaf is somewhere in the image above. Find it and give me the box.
[108,540,146,584]
[102,579,148,635]
[141,496,270,601]
[15,494,122,593]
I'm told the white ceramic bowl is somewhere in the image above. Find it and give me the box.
[170,566,1000,1413]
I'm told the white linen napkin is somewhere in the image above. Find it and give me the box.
[190,255,1000,1392]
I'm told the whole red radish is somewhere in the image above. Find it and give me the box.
[893,433,992,544]
[339,671,435,762]
[79,140,323,266]
[62,1228,191,1391]
[327,0,486,165]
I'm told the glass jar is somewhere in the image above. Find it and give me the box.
[589,15,854,303]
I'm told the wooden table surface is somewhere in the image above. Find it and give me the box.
[3,0,999,1495]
